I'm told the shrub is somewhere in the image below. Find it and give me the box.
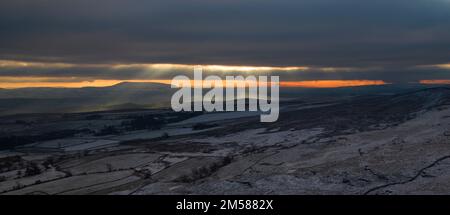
[24,162,41,177]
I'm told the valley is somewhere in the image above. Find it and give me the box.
[0,87,449,195]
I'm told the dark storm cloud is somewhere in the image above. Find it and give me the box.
[0,0,450,81]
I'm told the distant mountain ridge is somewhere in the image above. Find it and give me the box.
[0,82,175,115]
[0,82,172,99]
[0,82,446,116]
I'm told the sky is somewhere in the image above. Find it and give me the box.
[0,0,450,88]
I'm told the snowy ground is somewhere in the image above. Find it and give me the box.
[1,88,450,195]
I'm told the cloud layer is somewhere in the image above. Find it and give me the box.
[0,0,450,84]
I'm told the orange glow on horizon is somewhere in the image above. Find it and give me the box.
[0,79,168,89]
[0,77,388,89]
[280,80,387,88]
[420,80,450,85]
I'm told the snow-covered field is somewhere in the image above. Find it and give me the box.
[63,153,161,174]
[2,88,450,195]
[4,170,136,195]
